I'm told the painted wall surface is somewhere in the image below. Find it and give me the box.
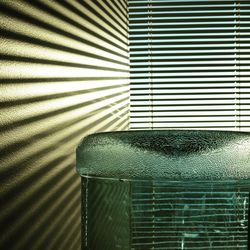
[0,1,129,249]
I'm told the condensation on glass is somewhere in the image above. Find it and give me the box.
[76,130,250,249]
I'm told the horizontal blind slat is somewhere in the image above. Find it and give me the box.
[129,0,248,131]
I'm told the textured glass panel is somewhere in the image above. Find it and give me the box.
[131,180,249,250]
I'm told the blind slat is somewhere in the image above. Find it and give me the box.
[129,0,249,131]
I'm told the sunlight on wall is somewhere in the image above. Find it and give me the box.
[0,1,129,249]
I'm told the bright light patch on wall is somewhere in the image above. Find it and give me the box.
[0,0,129,249]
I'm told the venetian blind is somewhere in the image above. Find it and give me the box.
[129,0,250,131]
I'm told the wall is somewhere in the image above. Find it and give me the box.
[0,1,129,249]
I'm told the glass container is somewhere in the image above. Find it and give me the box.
[76,130,250,249]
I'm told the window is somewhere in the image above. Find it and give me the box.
[129,0,250,131]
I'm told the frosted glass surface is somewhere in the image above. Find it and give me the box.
[77,130,250,180]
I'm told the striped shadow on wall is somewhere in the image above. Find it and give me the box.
[0,1,129,249]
